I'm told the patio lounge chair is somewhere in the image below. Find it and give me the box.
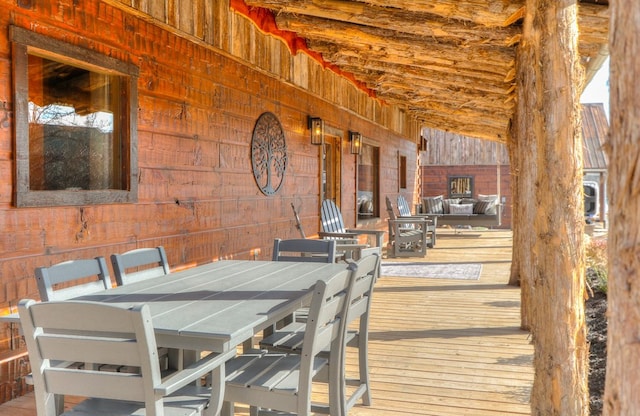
[320,199,386,248]
[385,197,430,258]
[291,202,371,262]
[397,195,437,247]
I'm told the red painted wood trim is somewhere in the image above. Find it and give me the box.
[230,0,376,98]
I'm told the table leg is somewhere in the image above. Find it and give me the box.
[204,364,226,416]
[221,401,234,416]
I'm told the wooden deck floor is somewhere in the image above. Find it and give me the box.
[0,229,533,416]
[350,229,531,416]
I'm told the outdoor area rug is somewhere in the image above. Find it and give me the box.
[380,262,482,280]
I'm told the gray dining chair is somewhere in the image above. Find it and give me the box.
[259,250,380,414]
[35,257,112,301]
[111,246,170,286]
[271,238,338,327]
[223,264,357,416]
[30,256,114,412]
[19,298,235,416]
[111,246,174,371]
[272,238,337,263]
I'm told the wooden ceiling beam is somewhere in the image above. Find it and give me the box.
[243,0,523,27]
[386,93,513,122]
[337,63,515,110]
[280,16,516,74]
[352,0,526,27]
[245,0,522,46]
[374,81,515,113]
[414,112,510,143]
[309,39,514,82]
[382,89,513,118]
[578,4,610,44]
[335,57,516,96]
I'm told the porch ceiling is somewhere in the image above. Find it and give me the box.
[238,0,609,143]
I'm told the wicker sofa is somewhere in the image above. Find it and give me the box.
[420,195,502,228]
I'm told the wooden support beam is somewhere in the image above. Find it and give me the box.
[604,0,640,413]
[511,0,588,414]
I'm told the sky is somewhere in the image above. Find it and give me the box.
[580,57,610,119]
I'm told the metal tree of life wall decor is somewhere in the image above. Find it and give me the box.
[251,112,288,195]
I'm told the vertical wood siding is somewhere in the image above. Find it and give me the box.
[421,128,511,166]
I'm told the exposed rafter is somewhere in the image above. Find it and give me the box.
[241,0,609,142]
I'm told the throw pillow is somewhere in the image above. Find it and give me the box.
[449,203,474,215]
[474,199,496,214]
[442,198,460,214]
[422,196,444,214]
[460,198,477,213]
[360,199,374,213]
[477,194,499,215]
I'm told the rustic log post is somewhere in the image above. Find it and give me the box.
[507,118,534,331]
[513,0,588,413]
[604,1,640,414]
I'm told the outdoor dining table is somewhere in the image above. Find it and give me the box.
[0,259,350,354]
[73,259,349,356]
[4,259,350,415]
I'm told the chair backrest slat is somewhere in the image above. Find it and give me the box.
[111,246,170,286]
[38,332,143,366]
[35,258,112,302]
[397,195,412,217]
[45,369,145,401]
[272,238,337,263]
[321,199,347,234]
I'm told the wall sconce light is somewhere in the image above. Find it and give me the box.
[349,131,362,154]
[308,116,324,145]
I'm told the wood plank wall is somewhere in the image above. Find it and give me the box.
[421,128,510,166]
[0,0,420,402]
